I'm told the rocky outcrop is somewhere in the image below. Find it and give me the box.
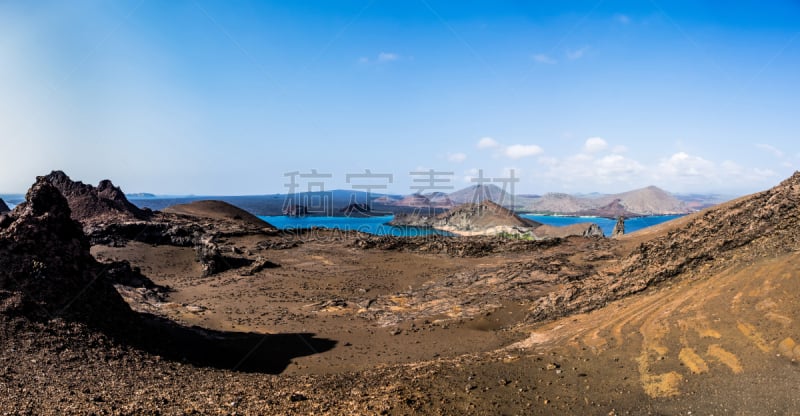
[533,223,604,239]
[0,178,136,326]
[388,212,436,228]
[391,200,540,236]
[38,173,277,277]
[84,198,277,276]
[352,233,561,257]
[0,198,9,214]
[195,234,224,276]
[612,216,625,237]
[41,170,150,223]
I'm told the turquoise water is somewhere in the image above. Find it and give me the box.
[259,215,451,237]
[260,214,683,237]
[521,214,683,237]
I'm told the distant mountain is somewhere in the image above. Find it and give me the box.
[523,186,692,217]
[126,185,699,218]
[607,186,689,216]
[522,192,594,214]
[385,192,455,208]
[448,184,510,205]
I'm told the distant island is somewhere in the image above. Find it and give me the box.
[389,199,604,238]
[126,183,710,218]
[126,192,157,198]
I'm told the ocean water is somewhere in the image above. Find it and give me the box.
[260,214,684,237]
[259,215,451,237]
[521,214,684,237]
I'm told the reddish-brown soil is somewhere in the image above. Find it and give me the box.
[3,173,800,414]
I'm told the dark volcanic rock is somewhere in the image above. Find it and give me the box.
[41,170,150,223]
[0,178,135,326]
[0,198,9,214]
[534,222,604,239]
[351,234,561,257]
[88,199,277,276]
[196,234,225,276]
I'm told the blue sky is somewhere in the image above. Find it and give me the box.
[1,0,799,195]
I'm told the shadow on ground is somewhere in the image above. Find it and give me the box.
[120,314,337,374]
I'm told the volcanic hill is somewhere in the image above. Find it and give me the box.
[163,199,276,230]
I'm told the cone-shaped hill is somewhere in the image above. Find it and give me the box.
[163,200,276,230]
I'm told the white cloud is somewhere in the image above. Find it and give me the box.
[538,156,559,167]
[534,138,787,193]
[505,144,543,159]
[566,46,589,60]
[359,52,400,64]
[537,152,644,186]
[658,152,716,177]
[720,160,777,180]
[532,53,557,64]
[615,14,631,24]
[463,168,480,183]
[447,152,467,163]
[378,52,399,62]
[477,137,500,149]
[595,154,645,177]
[583,137,608,153]
[756,143,784,158]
